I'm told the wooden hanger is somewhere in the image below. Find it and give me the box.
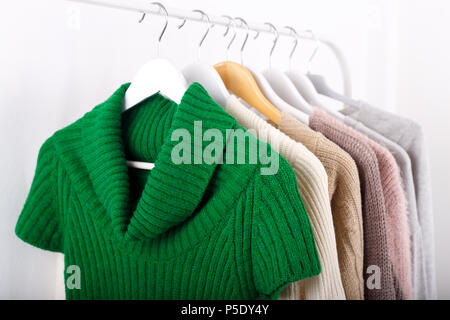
[213,18,280,124]
[215,61,281,124]
[213,19,281,125]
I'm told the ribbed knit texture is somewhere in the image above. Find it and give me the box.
[310,110,396,300]
[15,83,321,299]
[342,116,413,300]
[226,96,344,300]
[275,112,364,300]
[342,102,435,299]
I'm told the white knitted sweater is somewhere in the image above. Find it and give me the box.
[226,95,345,300]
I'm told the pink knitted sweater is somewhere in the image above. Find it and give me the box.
[341,117,412,299]
[310,110,396,300]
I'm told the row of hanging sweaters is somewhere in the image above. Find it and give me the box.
[15,59,435,300]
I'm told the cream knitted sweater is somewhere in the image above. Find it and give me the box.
[226,96,345,300]
[274,113,364,300]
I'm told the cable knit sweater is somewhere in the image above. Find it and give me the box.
[342,116,413,300]
[310,110,396,300]
[273,112,364,300]
[342,102,435,299]
[226,96,345,300]
[15,83,321,299]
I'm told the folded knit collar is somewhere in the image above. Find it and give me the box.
[82,82,237,241]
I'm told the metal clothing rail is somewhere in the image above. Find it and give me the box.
[67,0,352,97]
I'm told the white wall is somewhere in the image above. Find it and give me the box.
[0,0,448,299]
[395,0,450,300]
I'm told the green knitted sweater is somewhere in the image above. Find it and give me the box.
[15,82,320,299]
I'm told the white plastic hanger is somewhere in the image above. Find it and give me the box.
[124,2,187,111]
[250,67,309,124]
[236,20,308,124]
[283,26,325,109]
[317,93,347,111]
[300,30,360,109]
[261,23,314,116]
[283,28,345,119]
[285,29,345,120]
[180,11,230,108]
[124,2,188,170]
[308,73,360,108]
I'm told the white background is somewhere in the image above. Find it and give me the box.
[1,0,449,299]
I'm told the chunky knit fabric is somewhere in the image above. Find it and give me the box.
[342,116,413,300]
[342,103,435,299]
[275,112,364,300]
[310,110,396,300]
[15,83,321,300]
[226,96,344,300]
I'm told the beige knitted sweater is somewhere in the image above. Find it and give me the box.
[310,110,396,300]
[275,113,364,300]
[226,96,345,300]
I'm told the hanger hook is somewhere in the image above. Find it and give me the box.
[264,22,279,68]
[222,15,232,37]
[283,26,298,70]
[193,10,211,50]
[303,29,321,72]
[234,17,249,65]
[138,2,168,57]
[177,18,186,29]
[221,15,236,60]
[178,10,211,61]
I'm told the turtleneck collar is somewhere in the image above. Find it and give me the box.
[82,82,237,241]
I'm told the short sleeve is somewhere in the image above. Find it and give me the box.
[251,165,321,299]
[15,138,64,253]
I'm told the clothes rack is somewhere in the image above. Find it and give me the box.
[67,0,352,98]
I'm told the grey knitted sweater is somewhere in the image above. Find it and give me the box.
[342,102,436,300]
